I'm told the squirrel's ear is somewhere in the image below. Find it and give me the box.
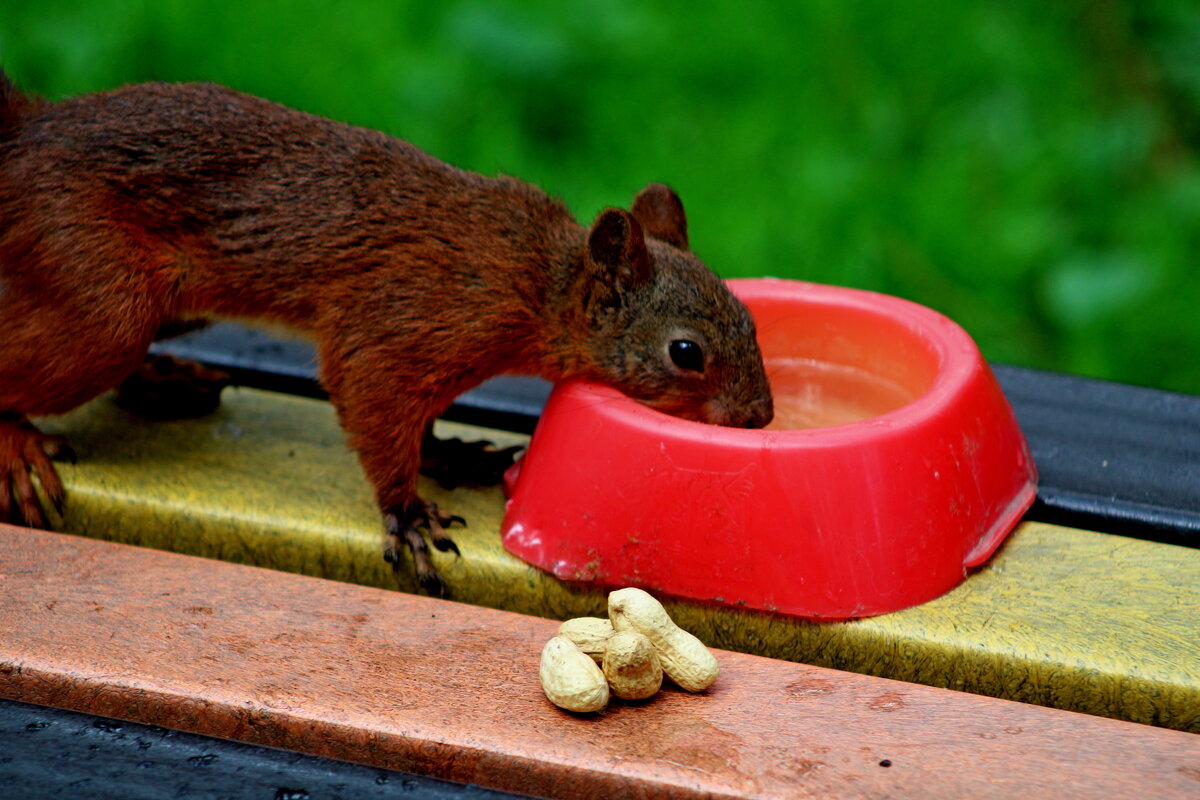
[631,183,688,250]
[585,208,652,288]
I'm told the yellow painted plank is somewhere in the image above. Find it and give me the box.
[36,387,1200,731]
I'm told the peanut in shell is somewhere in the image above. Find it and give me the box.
[602,630,663,700]
[557,616,614,663]
[608,587,719,693]
[539,635,609,713]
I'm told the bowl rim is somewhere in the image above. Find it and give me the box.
[554,278,985,451]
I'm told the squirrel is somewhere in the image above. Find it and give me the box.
[0,72,774,593]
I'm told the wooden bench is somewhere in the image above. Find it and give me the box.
[33,388,1200,733]
[3,525,1197,799]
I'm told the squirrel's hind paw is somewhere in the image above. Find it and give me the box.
[419,435,523,490]
[116,354,230,420]
[0,414,70,529]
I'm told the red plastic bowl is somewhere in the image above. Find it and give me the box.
[501,279,1037,618]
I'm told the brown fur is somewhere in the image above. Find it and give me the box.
[0,75,772,591]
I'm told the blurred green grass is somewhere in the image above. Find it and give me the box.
[2,0,1198,393]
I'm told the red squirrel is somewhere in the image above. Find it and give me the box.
[0,73,773,593]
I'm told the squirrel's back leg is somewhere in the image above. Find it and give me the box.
[0,255,167,526]
[0,270,165,415]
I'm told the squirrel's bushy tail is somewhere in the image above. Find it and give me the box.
[0,70,36,139]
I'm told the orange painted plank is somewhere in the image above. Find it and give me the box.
[0,524,1196,799]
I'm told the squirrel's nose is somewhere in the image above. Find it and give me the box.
[739,396,774,429]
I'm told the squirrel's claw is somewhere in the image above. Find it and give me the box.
[417,570,448,598]
[432,535,461,556]
[44,437,77,465]
[382,501,465,596]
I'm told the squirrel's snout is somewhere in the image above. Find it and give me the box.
[703,393,774,429]
[746,407,774,429]
[739,396,774,429]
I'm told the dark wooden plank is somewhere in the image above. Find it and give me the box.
[0,698,537,800]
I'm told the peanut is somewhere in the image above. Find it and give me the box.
[608,587,719,692]
[539,635,609,713]
[602,630,663,700]
[557,616,614,663]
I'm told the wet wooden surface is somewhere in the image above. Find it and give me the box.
[34,389,1200,731]
[2,525,1197,799]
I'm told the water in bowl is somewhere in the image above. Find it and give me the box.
[764,357,917,430]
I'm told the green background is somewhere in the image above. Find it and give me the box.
[3,0,1198,393]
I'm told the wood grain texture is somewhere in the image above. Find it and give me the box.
[2,526,1198,800]
[33,388,1200,730]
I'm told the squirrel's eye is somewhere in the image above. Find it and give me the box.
[668,339,704,372]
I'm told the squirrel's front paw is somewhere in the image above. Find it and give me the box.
[0,412,75,528]
[382,501,465,596]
